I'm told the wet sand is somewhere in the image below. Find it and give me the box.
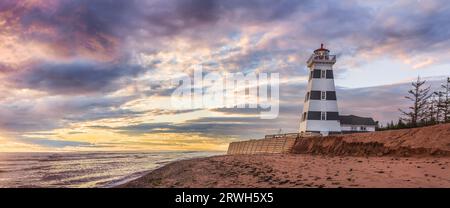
[120,154,450,188]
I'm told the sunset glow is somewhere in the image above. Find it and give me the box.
[0,0,449,152]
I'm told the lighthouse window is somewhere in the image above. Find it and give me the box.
[313,69,321,78]
[309,91,321,100]
[307,111,321,120]
[321,111,326,120]
[321,91,326,100]
[326,70,334,79]
[326,112,340,120]
[326,91,337,100]
[321,70,326,78]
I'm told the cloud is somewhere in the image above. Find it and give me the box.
[338,78,445,124]
[0,95,137,132]
[2,0,303,58]
[16,137,93,148]
[1,0,450,151]
[9,60,146,95]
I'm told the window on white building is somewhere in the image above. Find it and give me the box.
[321,70,326,78]
[321,111,326,120]
[351,126,357,131]
[321,91,326,100]
[361,126,367,131]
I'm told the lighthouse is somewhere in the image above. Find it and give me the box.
[299,44,341,136]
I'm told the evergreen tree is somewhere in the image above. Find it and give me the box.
[441,77,450,122]
[399,76,431,127]
[397,119,406,129]
[426,93,438,124]
[433,91,444,123]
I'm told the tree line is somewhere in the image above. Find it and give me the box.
[377,76,450,130]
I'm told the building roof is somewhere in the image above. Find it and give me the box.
[314,43,330,53]
[339,115,377,126]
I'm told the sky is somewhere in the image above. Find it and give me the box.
[0,0,449,152]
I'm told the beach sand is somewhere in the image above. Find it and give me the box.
[120,124,450,188]
[120,154,450,188]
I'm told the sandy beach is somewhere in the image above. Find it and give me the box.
[121,124,450,188]
[120,154,449,188]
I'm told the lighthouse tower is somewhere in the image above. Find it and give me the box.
[299,44,341,136]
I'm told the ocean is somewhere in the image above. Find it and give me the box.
[0,151,219,188]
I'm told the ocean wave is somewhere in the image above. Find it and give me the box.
[0,151,217,188]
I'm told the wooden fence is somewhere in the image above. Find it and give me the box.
[227,132,321,155]
[227,136,297,155]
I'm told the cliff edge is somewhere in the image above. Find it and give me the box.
[292,123,450,157]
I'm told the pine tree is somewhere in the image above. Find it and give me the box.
[389,120,394,129]
[399,76,431,127]
[397,119,406,129]
[433,91,444,123]
[427,93,438,124]
[441,77,450,122]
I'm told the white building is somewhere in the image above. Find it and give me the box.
[339,115,377,133]
[299,44,342,136]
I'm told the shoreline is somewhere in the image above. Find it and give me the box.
[118,154,450,188]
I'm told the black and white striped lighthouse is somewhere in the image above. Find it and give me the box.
[299,44,341,136]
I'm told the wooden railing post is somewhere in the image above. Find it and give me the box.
[281,137,287,153]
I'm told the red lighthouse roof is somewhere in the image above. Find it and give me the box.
[314,43,330,53]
